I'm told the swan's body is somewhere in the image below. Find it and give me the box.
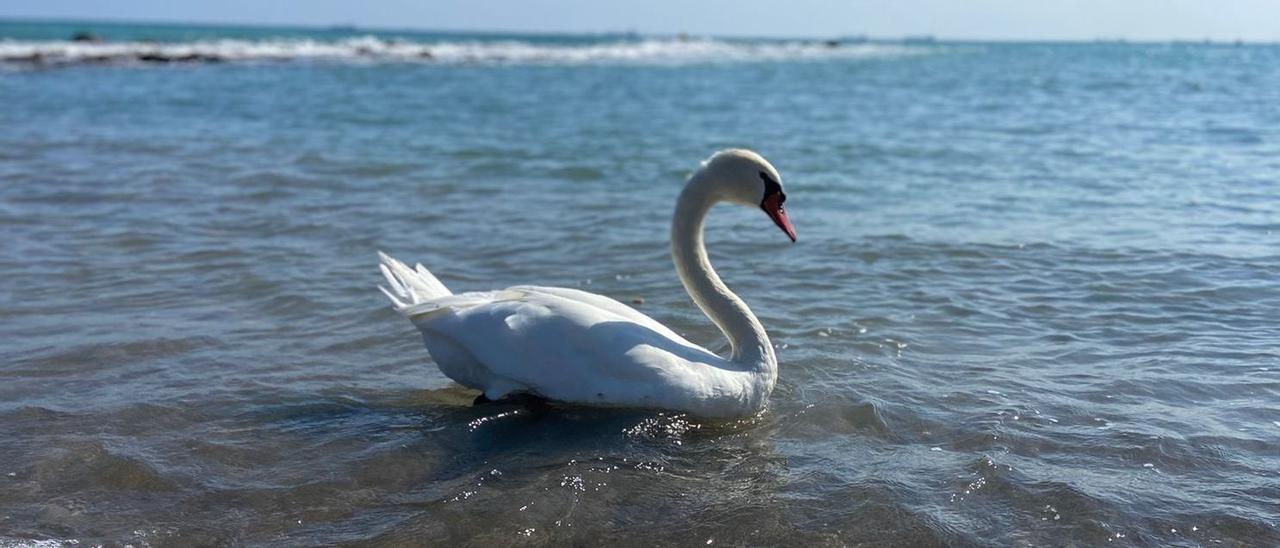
[379,149,796,418]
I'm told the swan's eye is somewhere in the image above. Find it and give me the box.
[758,171,783,206]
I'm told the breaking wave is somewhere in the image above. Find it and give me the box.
[0,35,931,67]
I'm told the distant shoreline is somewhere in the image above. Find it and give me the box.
[1,16,1275,45]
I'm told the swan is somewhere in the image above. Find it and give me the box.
[377,149,796,418]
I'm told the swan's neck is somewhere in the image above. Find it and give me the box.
[671,173,777,376]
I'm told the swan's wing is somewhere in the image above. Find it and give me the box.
[397,289,526,321]
[411,288,726,403]
[510,285,689,343]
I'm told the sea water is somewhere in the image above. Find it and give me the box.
[1,20,1277,546]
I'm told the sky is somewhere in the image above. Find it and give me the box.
[2,0,1278,42]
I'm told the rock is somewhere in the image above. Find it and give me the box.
[631,297,644,305]
[15,52,47,65]
[175,53,223,63]
[135,52,223,64]
[71,31,103,43]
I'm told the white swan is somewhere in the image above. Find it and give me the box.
[378,149,796,418]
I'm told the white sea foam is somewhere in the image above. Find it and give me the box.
[0,539,78,548]
[0,36,930,66]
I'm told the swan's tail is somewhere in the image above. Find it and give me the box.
[377,251,453,313]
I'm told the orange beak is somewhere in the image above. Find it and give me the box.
[762,193,796,242]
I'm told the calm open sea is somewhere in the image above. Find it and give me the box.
[1,20,1277,547]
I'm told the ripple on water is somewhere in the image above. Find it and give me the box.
[6,337,217,377]
[27,441,179,493]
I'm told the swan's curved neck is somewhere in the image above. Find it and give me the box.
[671,171,776,376]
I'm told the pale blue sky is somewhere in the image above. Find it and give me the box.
[3,0,1277,41]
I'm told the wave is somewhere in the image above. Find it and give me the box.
[0,35,931,67]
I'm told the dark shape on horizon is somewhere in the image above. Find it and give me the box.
[71,31,103,43]
[15,52,46,65]
[134,53,225,64]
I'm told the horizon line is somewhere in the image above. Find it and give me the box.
[0,15,1275,45]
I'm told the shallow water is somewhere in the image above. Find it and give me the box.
[1,22,1278,547]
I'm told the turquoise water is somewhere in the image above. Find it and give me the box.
[1,20,1278,546]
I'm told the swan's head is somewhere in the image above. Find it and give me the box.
[699,149,797,242]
